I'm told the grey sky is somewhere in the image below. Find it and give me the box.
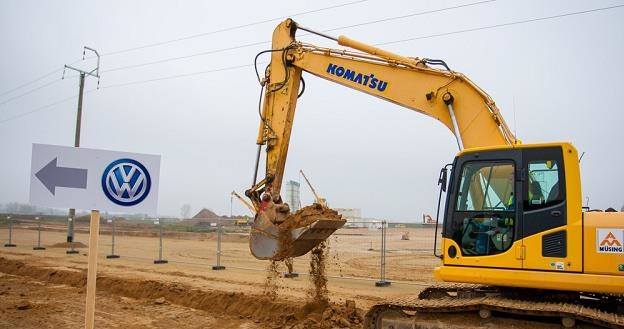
[1,0,623,220]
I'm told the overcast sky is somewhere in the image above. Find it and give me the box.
[1,0,623,220]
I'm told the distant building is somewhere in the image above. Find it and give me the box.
[284,180,301,212]
[335,208,378,228]
[336,208,361,221]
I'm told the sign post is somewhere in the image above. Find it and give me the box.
[84,210,100,329]
[29,143,160,329]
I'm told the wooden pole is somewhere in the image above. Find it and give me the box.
[85,209,100,329]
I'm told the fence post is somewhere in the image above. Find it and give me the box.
[106,218,120,259]
[33,216,45,250]
[212,222,225,270]
[375,220,391,287]
[4,216,16,247]
[66,217,79,254]
[283,257,299,278]
[154,218,168,264]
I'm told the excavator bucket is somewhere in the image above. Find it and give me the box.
[250,211,346,260]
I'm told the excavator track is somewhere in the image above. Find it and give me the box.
[364,284,624,329]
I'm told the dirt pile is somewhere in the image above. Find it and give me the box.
[281,203,343,229]
[271,204,342,260]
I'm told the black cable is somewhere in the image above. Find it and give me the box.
[254,49,284,84]
[270,43,298,92]
[424,59,451,71]
[253,43,297,92]
[298,76,306,98]
[257,84,275,139]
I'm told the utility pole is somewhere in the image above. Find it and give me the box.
[62,47,100,251]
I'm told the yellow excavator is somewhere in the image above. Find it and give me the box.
[246,19,624,328]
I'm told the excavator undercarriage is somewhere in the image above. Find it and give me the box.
[364,283,624,329]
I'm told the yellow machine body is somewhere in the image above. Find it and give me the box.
[435,143,624,294]
[248,19,624,295]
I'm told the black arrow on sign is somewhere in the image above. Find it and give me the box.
[35,158,88,195]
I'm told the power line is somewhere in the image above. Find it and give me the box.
[100,0,370,57]
[102,63,257,89]
[0,59,81,99]
[2,4,623,124]
[377,3,624,46]
[0,68,61,98]
[102,0,496,74]
[0,93,79,124]
[0,75,80,108]
[318,0,496,34]
[0,79,63,107]
[0,1,368,98]
[103,41,268,73]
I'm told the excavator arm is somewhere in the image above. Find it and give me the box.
[248,18,515,205]
[246,18,517,260]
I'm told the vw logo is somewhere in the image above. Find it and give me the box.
[101,158,151,206]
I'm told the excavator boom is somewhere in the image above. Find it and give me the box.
[247,19,516,260]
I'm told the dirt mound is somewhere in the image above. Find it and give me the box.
[48,242,87,248]
[281,203,343,229]
[192,208,219,219]
[0,257,363,328]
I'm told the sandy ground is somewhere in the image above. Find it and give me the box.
[0,223,583,328]
[0,272,260,329]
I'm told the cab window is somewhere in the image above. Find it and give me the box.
[456,162,515,211]
[454,161,515,256]
[525,160,562,210]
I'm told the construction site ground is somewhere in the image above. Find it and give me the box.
[0,224,602,328]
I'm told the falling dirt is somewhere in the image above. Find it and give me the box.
[263,260,280,300]
[307,241,329,305]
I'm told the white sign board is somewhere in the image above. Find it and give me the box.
[596,229,624,253]
[30,143,160,215]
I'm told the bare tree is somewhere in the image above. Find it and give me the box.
[180,204,191,219]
